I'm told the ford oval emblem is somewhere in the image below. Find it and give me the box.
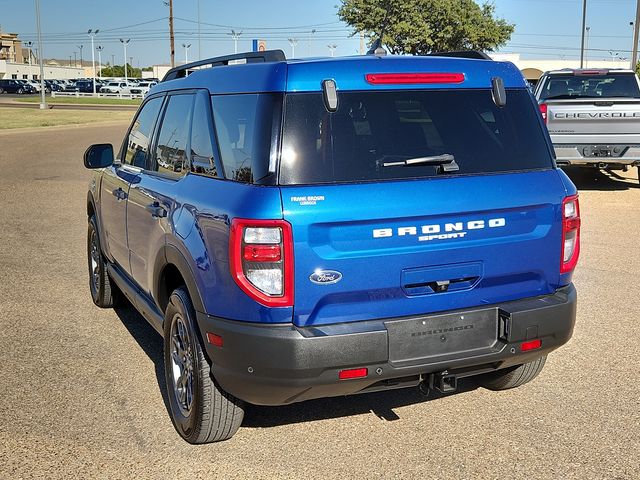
[309,270,343,285]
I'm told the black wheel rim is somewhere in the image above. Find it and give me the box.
[89,229,100,295]
[170,313,194,417]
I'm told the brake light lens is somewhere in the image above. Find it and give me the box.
[539,103,548,124]
[560,195,581,274]
[520,339,542,352]
[230,219,294,306]
[365,73,465,85]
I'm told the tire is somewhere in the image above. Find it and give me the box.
[164,287,244,443]
[17,88,24,94]
[87,216,121,308]
[637,165,640,186]
[479,355,547,391]
[0,87,4,94]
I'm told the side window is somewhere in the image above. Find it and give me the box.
[124,97,163,168]
[211,93,279,184]
[154,94,194,177]
[190,93,218,177]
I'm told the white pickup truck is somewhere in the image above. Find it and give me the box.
[535,68,640,182]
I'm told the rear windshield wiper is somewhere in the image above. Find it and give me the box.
[378,154,459,172]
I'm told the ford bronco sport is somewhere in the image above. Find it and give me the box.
[85,50,579,444]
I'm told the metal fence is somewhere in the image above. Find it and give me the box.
[51,91,144,99]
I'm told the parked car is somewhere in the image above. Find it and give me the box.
[99,81,133,94]
[535,68,640,182]
[128,81,157,96]
[0,79,36,94]
[44,80,62,92]
[84,50,579,444]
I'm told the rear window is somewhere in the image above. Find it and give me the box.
[279,89,552,185]
[538,73,640,100]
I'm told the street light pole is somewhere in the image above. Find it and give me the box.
[229,30,242,54]
[197,0,202,60]
[288,38,298,58]
[585,26,590,68]
[182,43,191,64]
[328,44,337,57]
[77,44,84,70]
[579,0,587,68]
[34,0,46,109]
[120,38,130,83]
[632,0,640,69]
[96,46,103,79]
[26,41,33,66]
[88,29,99,94]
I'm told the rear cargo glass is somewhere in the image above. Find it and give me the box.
[538,73,640,100]
[278,89,552,185]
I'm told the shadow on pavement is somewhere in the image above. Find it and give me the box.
[563,166,639,191]
[113,305,171,416]
[112,303,481,428]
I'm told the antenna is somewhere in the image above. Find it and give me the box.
[367,1,390,56]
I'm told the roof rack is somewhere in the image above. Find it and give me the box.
[162,49,286,82]
[426,50,491,60]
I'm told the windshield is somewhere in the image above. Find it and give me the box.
[538,73,640,100]
[279,89,553,185]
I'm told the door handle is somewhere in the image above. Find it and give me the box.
[145,202,167,218]
[112,187,127,200]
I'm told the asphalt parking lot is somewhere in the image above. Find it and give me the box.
[0,123,639,479]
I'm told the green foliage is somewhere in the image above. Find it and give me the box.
[99,64,142,78]
[636,61,640,76]
[338,0,514,55]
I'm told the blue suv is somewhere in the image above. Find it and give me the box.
[84,50,579,443]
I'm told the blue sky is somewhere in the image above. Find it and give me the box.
[0,0,637,66]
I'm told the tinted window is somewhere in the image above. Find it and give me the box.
[279,89,553,185]
[538,73,640,100]
[190,93,218,177]
[211,94,280,184]
[154,94,193,177]
[124,96,163,168]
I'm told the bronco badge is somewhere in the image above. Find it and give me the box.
[309,270,343,285]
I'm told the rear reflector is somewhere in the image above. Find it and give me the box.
[243,244,281,262]
[338,368,368,380]
[520,339,542,352]
[206,333,224,347]
[365,73,465,85]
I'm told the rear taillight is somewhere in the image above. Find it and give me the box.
[561,195,581,274]
[229,219,294,307]
[539,103,548,124]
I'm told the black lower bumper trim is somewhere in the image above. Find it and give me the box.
[196,285,576,406]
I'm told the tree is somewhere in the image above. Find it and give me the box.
[99,64,142,78]
[338,0,514,55]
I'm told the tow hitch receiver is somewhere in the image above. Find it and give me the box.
[420,372,458,395]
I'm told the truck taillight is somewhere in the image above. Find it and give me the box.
[561,195,581,274]
[539,103,548,124]
[229,219,294,307]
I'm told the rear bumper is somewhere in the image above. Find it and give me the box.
[551,143,640,166]
[197,284,576,406]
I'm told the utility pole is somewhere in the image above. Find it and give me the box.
[74,52,77,68]
[632,1,640,69]
[579,0,587,68]
[288,38,298,58]
[96,46,103,79]
[120,38,130,83]
[165,0,175,67]
[197,0,201,60]
[182,43,191,64]
[88,29,99,94]
[359,32,365,55]
[34,0,46,109]
[229,30,242,54]
[111,54,115,67]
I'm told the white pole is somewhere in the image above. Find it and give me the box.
[197,0,201,60]
[182,43,191,64]
[35,0,46,109]
[89,29,98,94]
[96,46,102,79]
[120,39,130,83]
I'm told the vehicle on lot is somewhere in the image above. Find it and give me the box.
[44,80,62,92]
[85,50,580,444]
[0,79,36,94]
[535,68,640,183]
[100,81,134,94]
[128,81,157,96]
[72,79,101,93]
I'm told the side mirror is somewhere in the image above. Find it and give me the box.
[84,143,114,169]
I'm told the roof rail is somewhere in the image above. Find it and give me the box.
[162,49,287,82]
[426,50,491,60]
